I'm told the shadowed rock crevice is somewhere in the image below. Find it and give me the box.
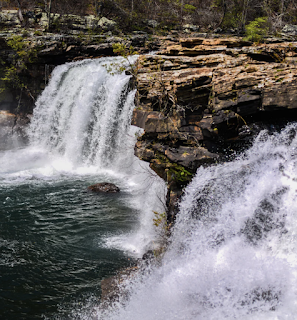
[132,36,297,220]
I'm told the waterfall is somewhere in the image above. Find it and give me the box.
[95,123,297,320]
[1,57,140,177]
[28,56,137,169]
[0,57,166,258]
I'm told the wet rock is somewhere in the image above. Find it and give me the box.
[0,111,17,150]
[262,83,297,110]
[134,36,297,219]
[165,146,219,169]
[100,266,138,306]
[0,110,15,127]
[88,183,120,193]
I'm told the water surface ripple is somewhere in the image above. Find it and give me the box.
[0,177,137,319]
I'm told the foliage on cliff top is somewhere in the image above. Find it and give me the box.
[244,17,268,42]
[0,34,38,100]
[1,0,297,33]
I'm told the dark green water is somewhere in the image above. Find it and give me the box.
[0,57,165,319]
[0,176,138,319]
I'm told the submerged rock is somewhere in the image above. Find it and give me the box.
[88,182,120,193]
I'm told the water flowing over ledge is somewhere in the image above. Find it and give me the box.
[28,56,166,257]
[2,54,297,319]
[0,57,167,319]
[93,123,297,320]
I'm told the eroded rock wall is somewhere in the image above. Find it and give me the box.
[132,36,297,219]
[0,28,161,143]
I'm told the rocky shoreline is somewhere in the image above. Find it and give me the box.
[2,15,297,307]
[1,17,297,221]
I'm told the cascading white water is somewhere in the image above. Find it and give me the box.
[95,123,297,320]
[29,57,136,169]
[0,57,166,258]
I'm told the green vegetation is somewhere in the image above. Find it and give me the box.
[103,42,139,76]
[168,163,193,184]
[1,0,296,34]
[183,4,196,14]
[153,150,193,185]
[153,211,167,229]
[153,211,170,250]
[244,17,268,42]
[0,35,39,97]
[112,42,137,58]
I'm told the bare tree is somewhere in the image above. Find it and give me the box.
[239,0,251,32]
[44,0,52,30]
[14,0,24,23]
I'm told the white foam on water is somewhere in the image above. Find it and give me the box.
[0,56,166,257]
[93,124,297,320]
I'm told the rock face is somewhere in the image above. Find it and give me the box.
[0,9,117,33]
[133,36,297,220]
[0,111,29,149]
[0,30,161,115]
[88,183,120,193]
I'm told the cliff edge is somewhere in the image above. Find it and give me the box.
[132,36,297,220]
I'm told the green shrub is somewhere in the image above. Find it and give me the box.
[245,17,268,42]
[34,30,43,36]
[0,35,39,94]
[183,4,196,14]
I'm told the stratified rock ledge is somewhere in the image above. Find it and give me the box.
[133,36,297,219]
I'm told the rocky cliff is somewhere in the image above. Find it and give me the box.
[0,14,160,146]
[132,36,297,220]
[0,8,163,117]
[0,31,158,114]
[2,15,297,220]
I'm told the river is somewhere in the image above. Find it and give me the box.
[0,57,166,319]
[1,56,297,320]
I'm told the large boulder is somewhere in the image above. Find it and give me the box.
[0,10,21,28]
[98,17,117,31]
[282,24,297,36]
[88,182,120,193]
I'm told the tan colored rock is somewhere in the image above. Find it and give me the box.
[165,146,218,169]
[134,36,297,216]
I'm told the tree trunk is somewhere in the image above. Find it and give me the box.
[180,0,184,26]
[130,0,134,20]
[47,0,52,30]
[280,0,284,26]
[14,0,23,23]
[240,0,250,33]
[216,0,226,28]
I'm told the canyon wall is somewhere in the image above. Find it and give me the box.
[132,36,297,220]
[1,14,297,219]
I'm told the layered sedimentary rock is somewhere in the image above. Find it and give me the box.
[0,30,160,114]
[132,36,297,219]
